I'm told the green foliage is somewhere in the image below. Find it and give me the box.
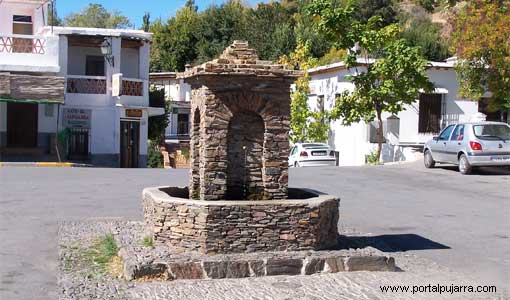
[365,150,381,165]
[149,0,331,72]
[399,8,451,61]
[280,41,329,143]
[353,0,397,26]
[64,4,132,28]
[451,0,510,113]
[147,140,164,168]
[308,0,433,160]
[317,47,347,65]
[142,236,154,248]
[150,6,200,72]
[148,89,170,141]
[84,234,119,273]
[48,2,62,26]
[142,12,150,32]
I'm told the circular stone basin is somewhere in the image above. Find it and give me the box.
[143,187,340,254]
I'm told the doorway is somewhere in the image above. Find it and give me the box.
[120,120,140,168]
[7,102,38,147]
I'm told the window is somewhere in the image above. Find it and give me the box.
[438,125,455,141]
[317,95,324,113]
[290,146,298,156]
[13,15,32,23]
[473,124,510,141]
[450,125,464,141]
[177,114,189,135]
[44,104,54,117]
[418,93,442,134]
[85,56,105,76]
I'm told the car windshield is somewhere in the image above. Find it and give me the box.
[302,143,329,149]
[473,124,510,141]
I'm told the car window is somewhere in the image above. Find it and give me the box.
[439,125,455,140]
[473,124,510,140]
[290,146,297,156]
[450,125,464,141]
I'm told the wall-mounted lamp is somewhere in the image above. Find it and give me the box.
[100,37,114,67]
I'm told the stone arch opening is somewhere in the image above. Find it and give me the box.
[226,110,265,200]
[190,108,202,199]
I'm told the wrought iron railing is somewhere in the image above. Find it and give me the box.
[67,76,107,94]
[122,78,144,96]
[0,35,46,54]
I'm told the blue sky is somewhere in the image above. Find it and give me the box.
[56,0,269,28]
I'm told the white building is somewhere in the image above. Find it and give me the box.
[0,0,161,167]
[149,72,192,143]
[307,58,500,166]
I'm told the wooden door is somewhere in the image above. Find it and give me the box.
[7,102,38,147]
[120,121,140,168]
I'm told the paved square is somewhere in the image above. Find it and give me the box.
[0,163,509,299]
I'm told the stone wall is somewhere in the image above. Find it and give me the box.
[182,41,300,201]
[143,187,339,254]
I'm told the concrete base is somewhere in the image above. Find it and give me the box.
[143,187,340,254]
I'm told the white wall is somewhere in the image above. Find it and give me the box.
[67,46,103,75]
[0,2,39,35]
[121,48,140,78]
[38,103,58,133]
[309,65,480,166]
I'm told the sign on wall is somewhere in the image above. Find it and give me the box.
[112,73,123,97]
[63,108,91,128]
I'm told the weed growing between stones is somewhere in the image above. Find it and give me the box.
[76,234,122,279]
[142,236,154,248]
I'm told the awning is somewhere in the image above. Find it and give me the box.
[148,107,165,117]
[0,97,63,104]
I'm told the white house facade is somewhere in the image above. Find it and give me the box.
[307,58,497,166]
[0,0,160,167]
[150,72,192,143]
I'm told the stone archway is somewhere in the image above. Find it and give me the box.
[189,108,202,199]
[226,111,265,200]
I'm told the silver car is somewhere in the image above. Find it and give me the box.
[424,122,510,174]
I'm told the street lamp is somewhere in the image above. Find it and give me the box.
[100,37,114,67]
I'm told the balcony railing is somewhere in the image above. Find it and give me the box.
[67,75,107,94]
[122,78,144,96]
[0,34,46,54]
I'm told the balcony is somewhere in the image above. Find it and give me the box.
[117,77,149,107]
[67,76,107,94]
[0,34,60,73]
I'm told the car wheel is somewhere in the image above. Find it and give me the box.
[424,150,435,168]
[459,154,472,175]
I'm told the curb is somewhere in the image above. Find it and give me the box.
[0,162,93,168]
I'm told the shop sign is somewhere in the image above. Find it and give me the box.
[63,108,91,128]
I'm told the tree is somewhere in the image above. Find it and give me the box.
[48,2,62,26]
[149,6,200,72]
[308,0,433,161]
[399,7,451,61]
[185,0,199,12]
[353,0,397,26]
[280,42,329,143]
[148,88,170,142]
[451,0,510,118]
[64,4,132,29]
[142,12,150,32]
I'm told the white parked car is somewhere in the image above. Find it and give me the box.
[289,143,336,167]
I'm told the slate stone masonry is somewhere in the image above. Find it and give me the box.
[143,187,339,254]
[180,40,301,201]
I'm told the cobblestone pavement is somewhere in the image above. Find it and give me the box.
[58,220,508,300]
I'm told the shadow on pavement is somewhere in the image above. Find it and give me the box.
[435,165,510,176]
[337,234,451,252]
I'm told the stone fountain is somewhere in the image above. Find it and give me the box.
[143,41,340,254]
